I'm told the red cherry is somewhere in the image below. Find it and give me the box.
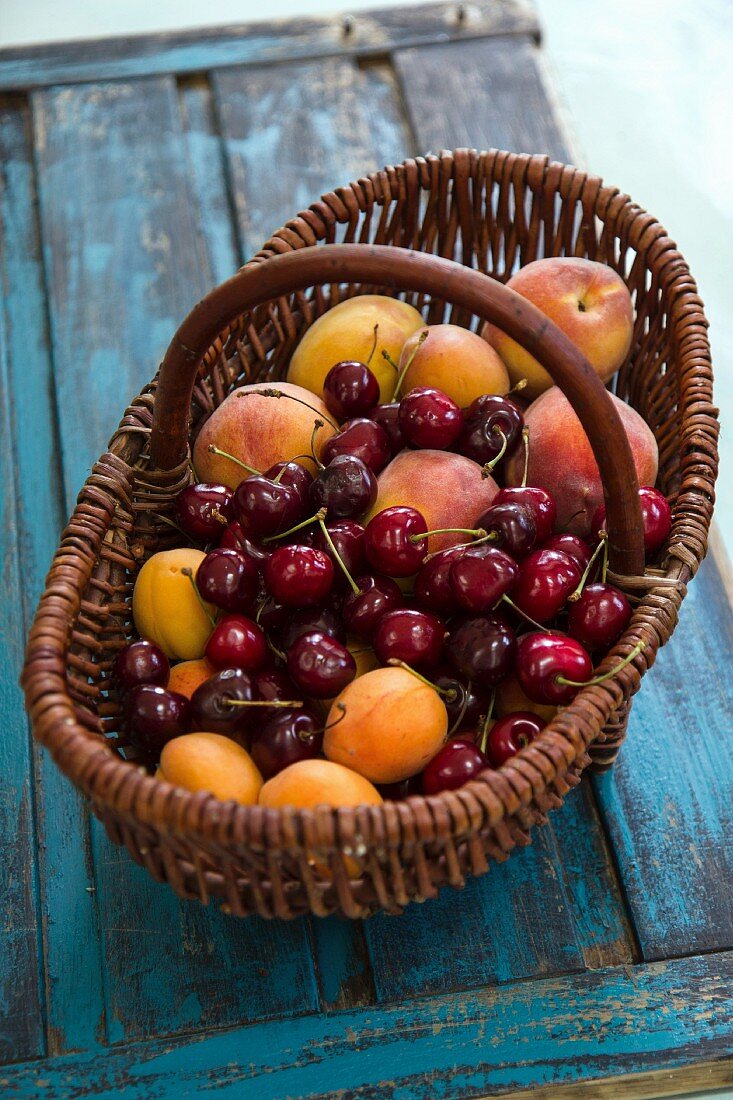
[205,614,269,671]
[249,707,323,779]
[422,738,489,794]
[516,631,593,705]
[321,418,391,473]
[475,501,537,560]
[494,487,556,543]
[342,574,404,640]
[399,387,464,449]
[414,546,467,614]
[373,608,445,669]
[309,454,377,519]
[232,476,303,539]
[364,506,428,576]
[311,520,366,587]
[457,394,524,466]
[219,520,271,569]
[190,668,257,735]
[124,685,190,754]
[446,615,516,684]
[286,631,356,698]
[592,486,671,557]
[449,545,519,613]
[264,544,334,607]
[176,483,233,541]
[196,547,259,614]
[567,583,632,651]
[512,549,582,623]
[265,461,313,501]
[253,668,302,716]
[370,402,405,455]
[484,712,545,767]
[278,605,347,649]
[540,533,592,573]
[114,640,169,692]
[376,775,423,800]
[323,360,380,419]
[434,671,487,732]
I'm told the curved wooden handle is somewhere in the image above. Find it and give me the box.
[152,244,645,575]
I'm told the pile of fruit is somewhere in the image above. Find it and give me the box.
[116,258,671,816]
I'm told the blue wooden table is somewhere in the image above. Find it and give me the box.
[1,3,732,1096]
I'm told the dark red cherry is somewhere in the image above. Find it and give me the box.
[342,574,404,639]
[249,707,323,779]
[195,547,259,614]
[457,394,524,466]
[484,711,545,767]
[253,668,301,716]
[190,668,256,735]
[219,521,271,569]
[513,549,582,623]
[592,486,671,557]
[434,672,486,732]
[124,685,190,754]
[373,608,445,669]
[364,506,428,577]
[232,476,303,539]
[311,520,366,587]
[370,402,405,456]
[205,614,269,671]
[265,461,313,501]
[309,454,377,519]
[264,544,334,607]
[399,387,464,449]
[114,640,169,693]
[567,583,632,651]
[322,418,391,474]
[449,545,519,612]
[176,483,233,541]
[376,775,423,800]
[278,605,347,649]
[446,615,516,685]
[286,631,356,698]
[413,546,467,614]
[516,631,593,705]
[422,738,489,794]
[540,533,592,573]
[494,487,556,543]
[475,501,537,559]
[323,360,380,419]
[256,596,289,636]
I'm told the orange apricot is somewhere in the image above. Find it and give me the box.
[259,758,382,810]
[166,658,216,699]
[496,677,557,723]
[132,548,215,660]
[159,732,262,805]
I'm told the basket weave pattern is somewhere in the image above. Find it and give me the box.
[23,150,717,918]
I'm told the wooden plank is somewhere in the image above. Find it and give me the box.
[506,1059,733,1099]
[0,1,539,90]
[3,952,732,1097]
[592,551,733,960]
[311,916,376,1011]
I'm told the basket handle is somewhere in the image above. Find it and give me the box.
[151,244,645,576]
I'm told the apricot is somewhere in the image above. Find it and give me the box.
[287,294,425,404]
[398,324,509,406]
[259,759,383,810]
[132,549,215,661]
[324,666,448,784]
[166,658,216,699]
[159,732,262,804]
[496,677,556,724]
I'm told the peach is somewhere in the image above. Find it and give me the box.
[259,759,383,810]
[159,733,262,805]
[132,548,215,661]
[496,677,557,724]
[485,258,634,400]
[287,294,425,404]
[504,387,658,535]
[324,667,448,784]
[193,381,337,489]
[366,449,499,554]
[397,324,509,406]
[167,658,216,699]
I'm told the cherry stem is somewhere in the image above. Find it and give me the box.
[227,698,303,709]
[557,640,646,688]
[382,349,400,373]
[504,378,528,398]
[601,535,609,585]
[386,659,457,700]
[207,444,260,477]
[180,568,217,629]
[409,526,487,544]
[151,512,189,538]
[262,507,326,544]
[568,535,608,602]
[322,702,347,733]
[271,466,288,485]
[422,531,498,561]
[239,388,339,432]
[500,594,550,633]
[482,430,508,475]
[557,509,586,533]
[446,686,470,739]
[267,637,287,663]
[478,690,496,754]
[366,323,379,367]
[317,517,360,595]
[389,329,428,401]
[210,509,229,526]
[309,419,326,470]
[520,427,530,488]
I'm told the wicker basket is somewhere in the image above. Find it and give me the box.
[22,150,717,919]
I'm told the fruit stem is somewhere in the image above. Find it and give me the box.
[557,640,646,688]
[389,329,428,401]
[262,507,327,544]
[366,323,379,367]
[226,698,303,708]
[409,526,487,544]
[210,509,229,526]
[482,430,508,475]
[180,567,217,629]
[520,427,530,488]
[207,444,261,477]
[310,419,326,470]
[151,512,189,538]
[385,659,456,699]
[478,690,496,754]
[505,378,528,397]
[568,534,607,602]
[238,388,339,432]
[601,534,609,585]
[317,517,361,595]
[446,685,470,738]
[322,702,347,732]
[500,594,550,633]
[422,531,498,561]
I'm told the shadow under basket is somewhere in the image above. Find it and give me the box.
[22,149,718,919]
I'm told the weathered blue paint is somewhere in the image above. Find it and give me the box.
[310,916,375,1010]
[2,952,732,1098]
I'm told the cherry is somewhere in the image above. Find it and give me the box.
[253,668,302,715]
[278,605,347,649]
[446,614,516,685]
[592,486,671,557]
[399,387,464,449]
[256,596,289,636]
[114,639,169,693]
[219,521,271,569]
[422,738,489,795]
[567,583,632,651]
[195,547,259,614]
[364,506,427,577]
[516,631,593,705]
[176,482,233,541]
[323,359,380,419]
[342,573,404,639]
[414,546,467,614]
[265,461,313,501]
[475,501,537,559]
[322,418,391,474]
[512,549,582,623]
[449,545,518,613]
[311,520,366,587]
[190,668,257,735]
[309,454,377,519]
[494,487,556,543]
[540,533,592,573]
[376,775,423,800]
[434,671,486,732]
[370,402,405,456]
[457,394,524,466]
[484,712,545,767]
[205,614,269,671]
[373,608,445,669]
[286,631,356,698]
[232,475,302,539]
[250,707,323,779]
[124,685,190,754]
[264,544,334,607]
